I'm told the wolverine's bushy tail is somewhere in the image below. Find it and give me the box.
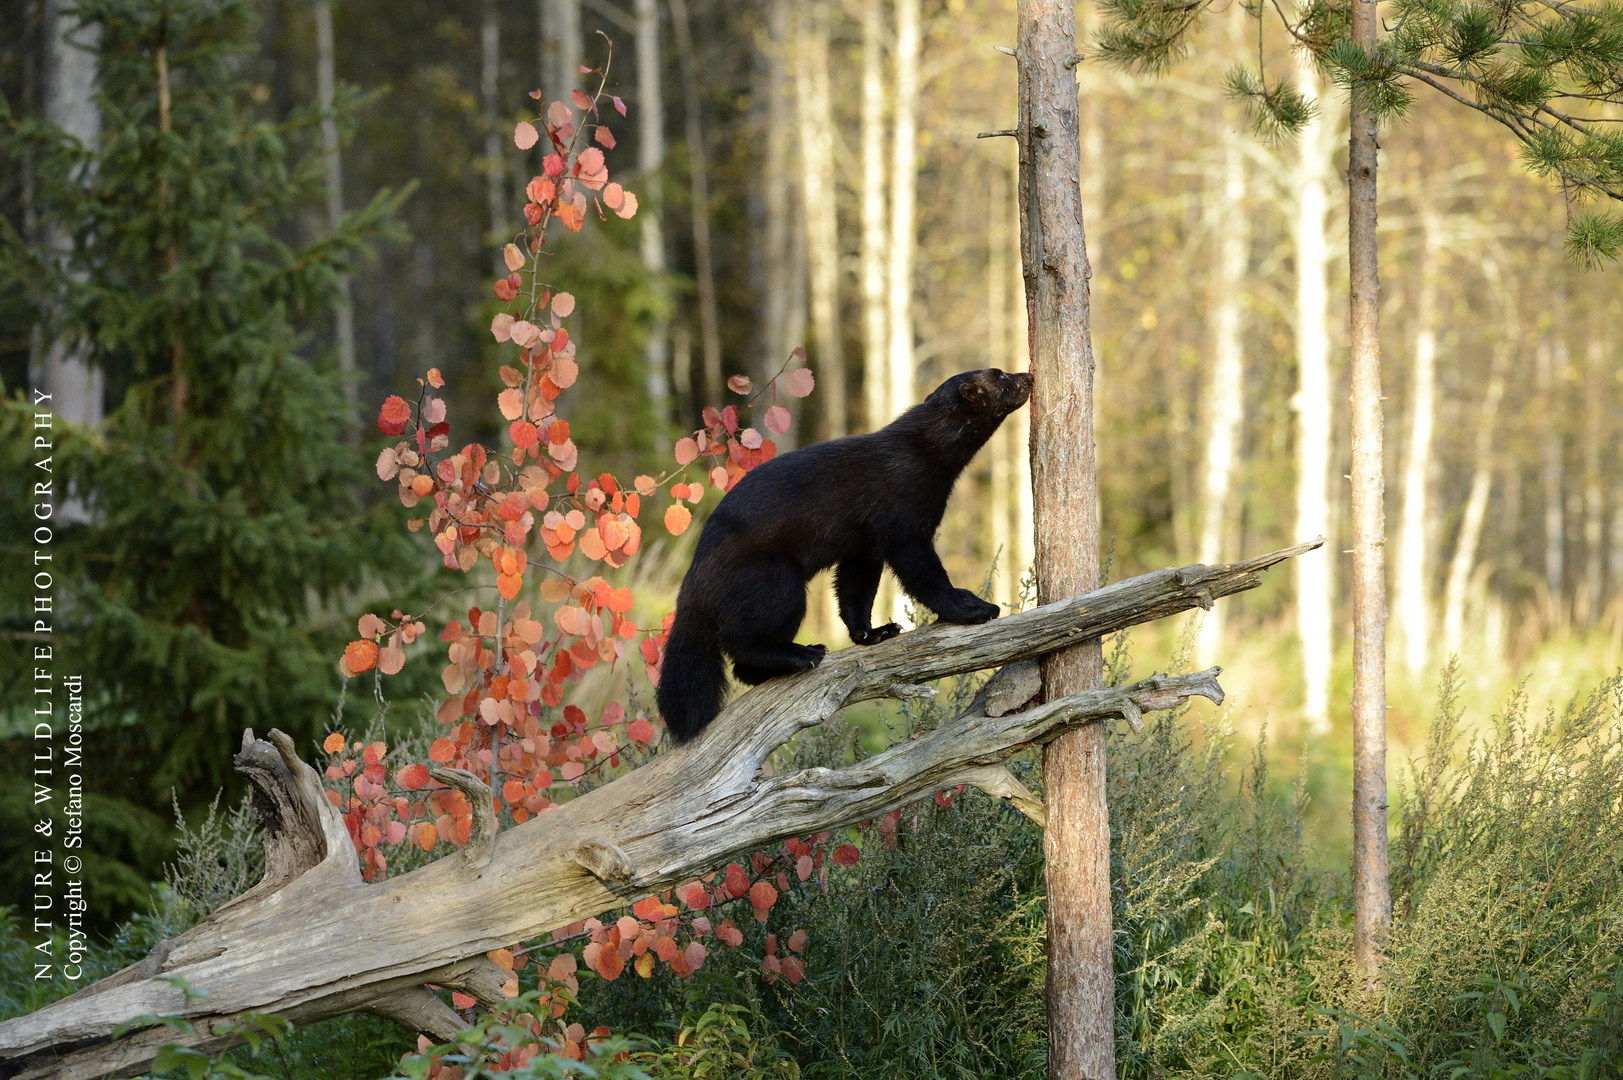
[655,607,727,741]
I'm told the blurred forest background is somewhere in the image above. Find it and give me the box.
[1,0,1620,926]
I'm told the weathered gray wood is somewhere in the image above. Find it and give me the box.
[0,543,1314,1080]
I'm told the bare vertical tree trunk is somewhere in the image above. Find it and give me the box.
[988,165,1012,608]
[886,0,918,419]
[795,1,846,439]
[1536,337,1566,612]
[483,0,507,251]
[1293,52,1335,734]
[1194,67,1248,670]
[1016,0,1109,1073]
[314,0,355,390]
[1348,0,1391,988]
[668,0,723,401]
[860,0,889,430]
[752,0,800,415]
[636,0,669,424]
[1441,338,1508,661]
[1581,329,1606,625]
[1396,214,1439,677]
[540,0,581,108]
[35,0,103,433]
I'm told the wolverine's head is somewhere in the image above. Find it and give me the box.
[945,368,1033,419]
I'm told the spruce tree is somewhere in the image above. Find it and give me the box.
[0,0,413,920]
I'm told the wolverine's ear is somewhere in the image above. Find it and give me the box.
[958,377,994,409]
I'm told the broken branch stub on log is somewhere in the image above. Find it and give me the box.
[0,541,1317,1080]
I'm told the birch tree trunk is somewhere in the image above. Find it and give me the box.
[1580,329,1606,625]
[1194,74,1249,670]
[1292,53,1336,734]
[1441,291,1510,661]
[483,0,506,252]
[35,0,103,435]
[795,0,846,439]
[315,0,355,391]
[886,0,919,419]
[860,0,889,429]
[752,0,796,392]
[1396,213,1439,678]
[1015,0,1110,1070]
[540,0,581,109]
[1348,0,1391,987]
[668,0,723,401]
[636,0,669,423]
[1537,337,1566,610]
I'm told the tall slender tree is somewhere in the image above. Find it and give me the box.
[636,0,668,423]
[795,0,846,438]
[860,0,888,430]
[1396,209,1440,677]
[315,0,355,389]
[886,0,919,420]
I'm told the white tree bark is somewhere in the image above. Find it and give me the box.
[885,0,919,420]
[795,0,846,438]
[34,0,103,434]
[1292,54,1336,734]
[1537,337,1566,609]
[636,0,669,420]
[315,0,356,389]
[1580,330,1606,625]
[540,0,581,109]
[988,165,1012,608]
[753,0,797,395]
[859,0,889,430]
[1193,93,1248,670]
[1440,330,1508,661]
[668,0,723,400]
[0,546,1317,1080]
[483,0,507,250]
[1395,213,1440,678]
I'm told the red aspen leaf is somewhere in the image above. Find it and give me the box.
[709,466,729,492]
[627,715,653,743]
[612,95,627,115]
[377,396,410,436]
[558,203,585,232]
[543,152,565,177]
[782,956,805,984]
[613,191,638,219]
[674,437,699,465]
[598,948,624,980]
[721,404,739,432]
[526,176,555,204]
[632,896,662,920]
[727,374,752,395]
[560,761,584,781]
[491,313,515,342]
[796,854,813,881]
[552,291,576,318]
[571,88,593,110]
[397,763,430,789]
[426,367,444,388]
[740,427,763,450]
[345,640,379,673]
[514,121,539,149]
[452,990,477,1009]
[547,100,572,128]
[503,243,525,272]
[676,882,709,910]
[635,952,655,978]
[415,821,439,850]
[357,613,386,638]
[497,572,523,600]
[664,504,692,536]
[494,277,518,302]
[684,941,707,970]
[428,737,456,762]
[595,125,616,149]
[548,953,578,981]
[423,397,446,425]
[717,920,744,948]
[832,844,859,865]
[764,405,792,434]
[787,929,807,953]
[410,474,435,497]
[323,732,346,754]
[607,587,634,613]
[511,421,539,449]
[784,368,815,397]
[602,182,624,210]
[539,577,573,603]
[653,935,679,962]
[376,448,400,481]
[724,863,750,899]
[749,880,778,910]
[380,635,405,675]
[576,147,607,182]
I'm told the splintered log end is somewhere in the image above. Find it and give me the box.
[428,768,497,869]
[233,730,352,893]
[566,839,634,885]
[961,765,1046,828]
[366,987,467,1043]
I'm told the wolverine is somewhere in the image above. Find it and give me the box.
[656,368,1034,740]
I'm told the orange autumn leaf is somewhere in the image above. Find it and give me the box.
[322,732,346,754]
[377,396,411,436]
[345,640,379,673]
[664,504,692,536]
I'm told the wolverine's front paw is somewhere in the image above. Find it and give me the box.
[852,623,902,646]
[804,643,828,665]
[941,591,1000,625]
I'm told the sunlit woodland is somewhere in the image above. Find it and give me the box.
[1,0,1621,1073]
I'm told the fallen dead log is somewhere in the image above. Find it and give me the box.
[0,541,1318,1080]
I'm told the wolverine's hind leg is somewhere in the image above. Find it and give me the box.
[720,559,826,683]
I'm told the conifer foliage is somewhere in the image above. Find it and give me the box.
[0,0,407,916]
